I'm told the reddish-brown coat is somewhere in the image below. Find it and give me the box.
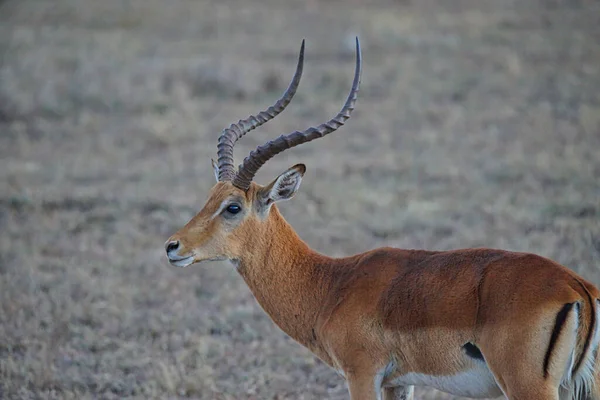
[168,181,600,399]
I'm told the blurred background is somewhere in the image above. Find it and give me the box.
[0,0,598,398]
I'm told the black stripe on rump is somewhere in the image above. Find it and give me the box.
[573,281,596,374]
[543,302,576,379]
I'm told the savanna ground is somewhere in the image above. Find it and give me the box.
[0,0,599,398]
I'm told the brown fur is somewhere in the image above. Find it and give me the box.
[167,180,600,400]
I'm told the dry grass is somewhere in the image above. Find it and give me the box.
[0,0,599,398]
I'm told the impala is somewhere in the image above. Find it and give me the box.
[165,38,600,400]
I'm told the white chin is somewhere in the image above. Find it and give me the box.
[168,256,194,268]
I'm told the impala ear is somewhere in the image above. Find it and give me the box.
[211,159,219,183]
[258,164,306,209]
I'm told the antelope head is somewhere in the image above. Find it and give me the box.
[165,38,362,268]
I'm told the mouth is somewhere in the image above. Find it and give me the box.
[167,255,195,268]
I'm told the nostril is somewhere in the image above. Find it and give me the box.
[166,240,180,253]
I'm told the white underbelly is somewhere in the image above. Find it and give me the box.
[388,364,504,398]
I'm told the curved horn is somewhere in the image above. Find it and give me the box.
[216,40,305,181]
[232,37,362,191]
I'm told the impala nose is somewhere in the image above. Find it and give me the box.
[165,240,180,254]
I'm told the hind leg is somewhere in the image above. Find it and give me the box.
[382,386,414,400]
[481,334,567,400]
[505,386,559,400]
[478,303,579,400]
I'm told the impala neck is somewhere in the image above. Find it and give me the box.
[234,205,335,351]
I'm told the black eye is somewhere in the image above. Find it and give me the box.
[225,204,241,215]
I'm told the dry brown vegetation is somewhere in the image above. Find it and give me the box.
[1,0,599,399]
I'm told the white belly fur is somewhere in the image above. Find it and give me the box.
[388,364,504,398]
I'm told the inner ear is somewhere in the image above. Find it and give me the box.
[258,164,306,208]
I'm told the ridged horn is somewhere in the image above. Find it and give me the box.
[232,37,362,191]
[216,40,305,181]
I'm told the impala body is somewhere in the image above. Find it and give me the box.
[165,39,600,400]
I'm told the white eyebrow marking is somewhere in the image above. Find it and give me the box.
[211,197,238,219]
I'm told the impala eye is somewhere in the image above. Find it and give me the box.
[225,204,242,215]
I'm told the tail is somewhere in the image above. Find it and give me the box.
[563,295,600,400]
